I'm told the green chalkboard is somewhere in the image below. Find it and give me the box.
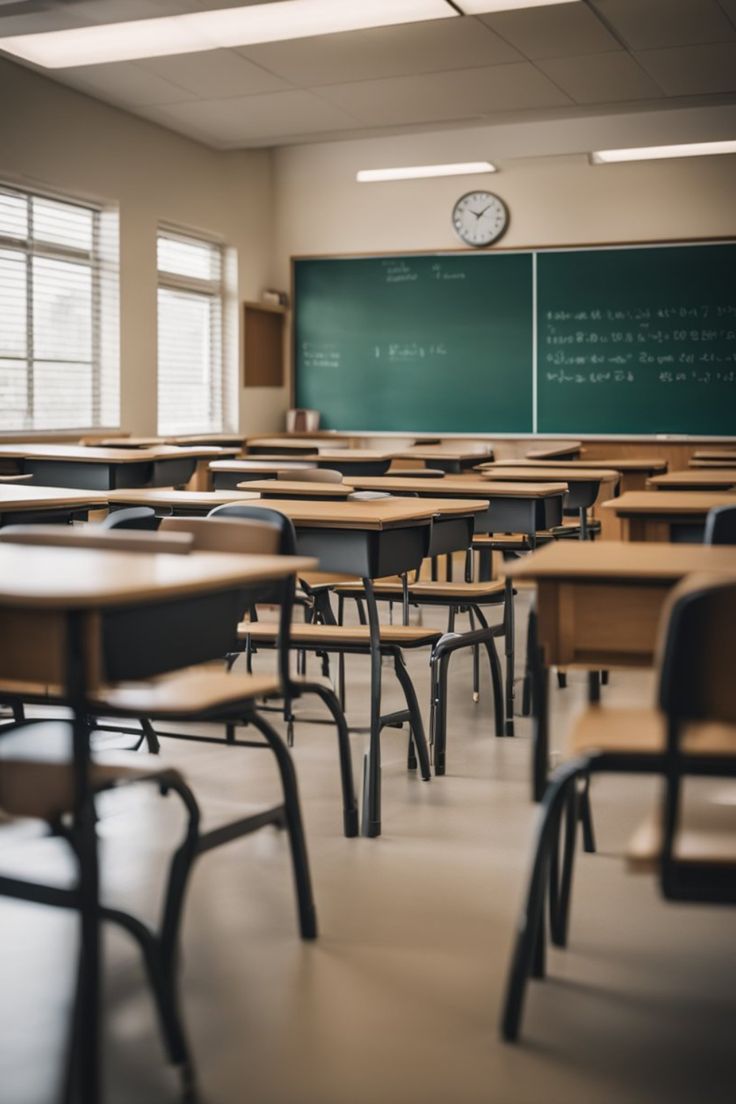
[294,243,736,436]
[294,253,533,432]
[537,243,736,435]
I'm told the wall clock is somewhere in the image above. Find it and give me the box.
[452,191,508,247]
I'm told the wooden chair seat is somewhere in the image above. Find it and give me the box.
[0,722,177,821]
[570,707,736,758]
[94,668,282,718]
[239,621,443,648]
[627,790,736,870]
[336,579,506,601]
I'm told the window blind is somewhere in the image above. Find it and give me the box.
[0,185,118,431]
[157,229,225,436]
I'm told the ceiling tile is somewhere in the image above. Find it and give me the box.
[149,89,360,145]
[139,48,288,97]
[591,0,736,50]
[238,18,522,87]
[57,60,197,106]
[537,51,663,104]
[634,42,736,95]
[480,4,621,60]
[314,64,572,128]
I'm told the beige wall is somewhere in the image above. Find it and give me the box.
[0,57,283,436]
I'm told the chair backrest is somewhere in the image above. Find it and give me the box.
[102,506,158,531]
[286,408,320,433]
[658,576,736,727]
[207,503,298,555]
[654,576,736,901]
[704,504,736,546]
[277,468,343,484]
[159,515,281,554]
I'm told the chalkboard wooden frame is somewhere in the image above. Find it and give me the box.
[291,236,736,438]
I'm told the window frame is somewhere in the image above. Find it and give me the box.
[156,226,226,437]
[0,183,105,432]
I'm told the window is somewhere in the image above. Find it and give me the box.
[0,185,118,431]
[157,229,226,436]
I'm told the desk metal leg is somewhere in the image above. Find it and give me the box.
[504,575,515,736]
[67,614,102,1104]
[361,578,382,837]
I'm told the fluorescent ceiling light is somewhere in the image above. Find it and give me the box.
[0,0,455,68]
[357,162,496,182]
[592,140,736,163]
[457,1,580,13]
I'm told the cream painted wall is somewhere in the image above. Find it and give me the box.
[273,107,736,400]
[0,57,284,435]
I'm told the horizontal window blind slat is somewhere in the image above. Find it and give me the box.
[0,184,117,432]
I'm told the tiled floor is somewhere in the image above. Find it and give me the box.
[0,594,733,1103]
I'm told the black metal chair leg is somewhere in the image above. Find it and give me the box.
[247,712,317,938]
[298,681,358,837]
[504,575,515,735]
[473,605,505,738]
[407,731,418,771]
[392,650,431,781]
[549,783,578,947]
[579,775,596,853]
[556,670,567,689]
[500,760,588,1042]
[140,717,161,754]
[433,651,451,776]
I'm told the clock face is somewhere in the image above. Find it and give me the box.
[452,191,508,247]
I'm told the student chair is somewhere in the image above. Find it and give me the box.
[500,575,736,1043]
[277,468,343,483]
[704,503,736,545]
[209,503,438,786]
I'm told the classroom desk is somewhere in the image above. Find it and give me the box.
[106,490,486,836]
[0,444,220,491]
[107,488,260,514]
[236,480,353,500]
[690,458,736,468]
[343,476,568,536]
[477,466,619,539]
[246,437,346,455]
[692,449,736,462]
[602,490,736,543]
[0,538,315,1103]
[0,484,107,526]
[313,449,400,476]
[210,459,318,489]
[647,469,736,491]
[394,444,494,472]
[505,540,736,797]
[482,457,667,494]
[525,442,582,461]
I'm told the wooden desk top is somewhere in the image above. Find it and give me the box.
[209,459,316,473]
[0,545,316,610]
[525,442,582,460]
[479,466,619,483]
[93,437,241,457]
[0,485,108,511]
[245,438,322,452]
[395,444,493,461]
[690,458,736,468]
[647,470,736,490]
[693,449,736,461]
[483,457,667,473]
[506,540,736,583]
[0,444,218,463]
[344,476,569,498]
[243,480,352,498]
[315,448,400,462]
[602,491,736,516]
[232,497,487,529]
[168,433,246,447]
[107,489,260,509]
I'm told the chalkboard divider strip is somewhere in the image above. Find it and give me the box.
[532,251,538,435]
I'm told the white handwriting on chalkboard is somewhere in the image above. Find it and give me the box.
[430,263,466,281]
[382,260,418,283]
[377,342,448,361]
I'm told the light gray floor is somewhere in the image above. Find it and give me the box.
[0,593,733,1104]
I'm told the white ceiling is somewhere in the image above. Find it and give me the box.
[2,0,736,149]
